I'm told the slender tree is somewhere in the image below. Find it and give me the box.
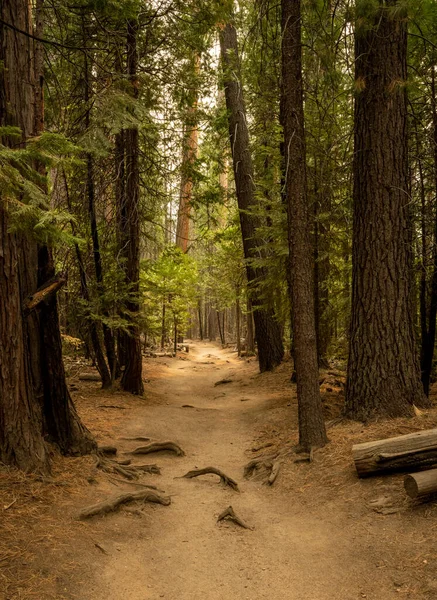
[345,0,427,419]
[120,18,144,395]
[281,0,327,450]
[219,21,284,372]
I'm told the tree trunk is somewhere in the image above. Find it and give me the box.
[120,19,144,395]
[82,16,114,387]
[198,299,203,340]
[420,70,437,397]
[63,170,111,389]
[0,0,48,473]
[0,0,95,471]
[345,0,427,419]
[245,298,255,354]
[281,0,328,451]
[236,295,241,356]
[219,22,284,372]
[176,54,199,253]
[37,248,96,454]
[34,3,95,454]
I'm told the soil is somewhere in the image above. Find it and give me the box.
[2,341,437,599]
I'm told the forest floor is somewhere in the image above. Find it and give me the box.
[3,341,437,599]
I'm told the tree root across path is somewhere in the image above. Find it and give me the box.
[181,467,239,491]
[130,441,185,456]
[244,446,315,485]
[217,506,253,530]
[78,490,171,519]
[94,452,160,480]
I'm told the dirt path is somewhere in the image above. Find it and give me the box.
[76,342,413,600]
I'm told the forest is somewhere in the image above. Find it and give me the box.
[2,0,437,599]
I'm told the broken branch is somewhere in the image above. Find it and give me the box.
[23,274,66,316]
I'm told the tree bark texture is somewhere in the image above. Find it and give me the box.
[281,0,328,450]
[120,19,144,395]
[219,22,284,373]
[346,1,427,420]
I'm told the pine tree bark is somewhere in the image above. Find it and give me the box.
[281,0,328,450]
[120,19,143,395]
[219,22,284,372]
[346,0,427,419]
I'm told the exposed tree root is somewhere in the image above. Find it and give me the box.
[244,444,315,485]
[268,459,282,485]
[108,476,163,491]
[121,436,151,442]
[182,467,239,491]
[98,445,117,456]
[244,454,278,480]
[214,378,233,386]
[78,490,171,519]
[131,441,185,457]
[217,505,253,529]
[93,453,160,480]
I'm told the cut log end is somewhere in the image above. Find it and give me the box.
[404,469,437,500]
[404,475,419,499]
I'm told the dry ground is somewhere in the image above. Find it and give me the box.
[2,341,437,599]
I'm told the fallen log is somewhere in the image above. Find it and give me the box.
[79,373,102,382]
[217,506,253,529]
[182,467,239,491]
[352,428,437,477]
[78,490,171,519]
[131,441,185,457]
[404,469,437,499]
